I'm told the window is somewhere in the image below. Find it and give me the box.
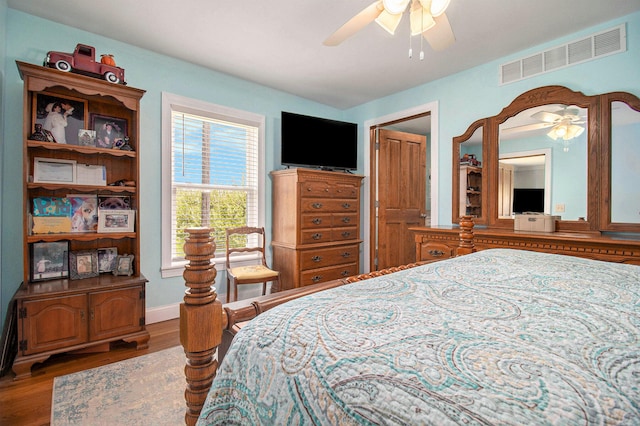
[161,93,265,277]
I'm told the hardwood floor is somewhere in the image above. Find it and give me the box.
[0,318,180,426]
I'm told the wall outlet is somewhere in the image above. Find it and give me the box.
[555,203,565,213]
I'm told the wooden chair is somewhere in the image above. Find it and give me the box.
[225,226,280,303]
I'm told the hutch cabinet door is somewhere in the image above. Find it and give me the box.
[19,294,88,355]
[89,286,145,341]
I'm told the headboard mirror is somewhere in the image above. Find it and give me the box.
[453,85,640,234]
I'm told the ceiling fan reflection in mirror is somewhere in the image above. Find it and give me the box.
[323,0,455,57]
[502,105,586,151]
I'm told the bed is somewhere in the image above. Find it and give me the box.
[179,224,640,425]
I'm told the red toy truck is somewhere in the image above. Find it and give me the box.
[44,44,126,84]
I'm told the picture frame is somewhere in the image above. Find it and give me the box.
[97,247,118,273]
[32,91,88,145]
[113,254,134,276]
[98,195,131,210]
[69,250,99,280]
[98,209,135,233]
[30,241,69,282]
[91,114,127,149]
[77,129,96,146]
[67,194,98,232]
[33,157,76,184]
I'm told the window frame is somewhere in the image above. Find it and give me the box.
[161,92,266,278]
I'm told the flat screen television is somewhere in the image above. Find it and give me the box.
[512,188,545,213]
[281,111,358,171]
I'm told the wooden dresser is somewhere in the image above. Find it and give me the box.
[412,226,640,265]
[271,168,364,290]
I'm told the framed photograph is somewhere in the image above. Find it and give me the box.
[69,250,99,280]
[33,157,76,184]
[91,114,127,149]
[67,194,98,232]
[98,209,135,233]
[77,129,96,146]
[113,254,134,276]
[97,247,118,273]
[32,92,88,145]
[98,195,131,210]
[30,241,69,282]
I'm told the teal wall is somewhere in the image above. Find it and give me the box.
[2,6,640,329]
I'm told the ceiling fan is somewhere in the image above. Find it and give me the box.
[323,0,455,51]
[502,106,586,142]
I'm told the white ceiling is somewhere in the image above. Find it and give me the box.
[8,0,640,111]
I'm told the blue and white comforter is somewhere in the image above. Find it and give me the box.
[198,249,640,425]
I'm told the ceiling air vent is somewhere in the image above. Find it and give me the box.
[500,24,626,85]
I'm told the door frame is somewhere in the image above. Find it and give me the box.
[362,101,440,272]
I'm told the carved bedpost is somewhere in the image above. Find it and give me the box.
[457,215,476,255]
[181,227,223,425]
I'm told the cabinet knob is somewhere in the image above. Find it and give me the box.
[312,275,322,283]
[341,252,351,258]
[312,202,323,209]
[341,217,351,223]
[341,231,351,238]
[312,218,322,225]
[340,270,350,277]
[428,249,444,257]
[312,233,322,240]
[311,255,322,262]
[341,203,351,209]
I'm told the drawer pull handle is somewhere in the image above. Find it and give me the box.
[312,202,323,209]
[312,218,322,225]
[312,233,322,240]
[80,310,85,320]
[340,270,350,277]
[342,231,351,238]
[312,275,322,283]
[342,217,351,223]
[342,203,351,209]
[341,252,351,258]
[312,255,322,262]
[428,249,444,257]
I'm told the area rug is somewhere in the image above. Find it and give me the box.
[51,346,185,425]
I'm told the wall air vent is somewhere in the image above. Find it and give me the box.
[500,24,626,85]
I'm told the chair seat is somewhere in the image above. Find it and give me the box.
[230,264,279,280]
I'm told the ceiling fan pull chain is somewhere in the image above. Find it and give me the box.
[420,34,425,60]
[408,32,413,58]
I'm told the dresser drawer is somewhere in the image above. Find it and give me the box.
[301,213,332,229]
[332,212,358,227]
[300,263,358,286]
[300,244,359,270]
[300,228,332,244]
[301,198,358,213]
[418,242,455,261]
[301,180,359,199]
[331,227,358,241]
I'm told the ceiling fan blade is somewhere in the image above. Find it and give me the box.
[531,110,563,123]
[323,1,384,46]
[422,12,455,51]
[501,122,554,135]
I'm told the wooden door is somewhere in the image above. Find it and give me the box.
[375,129,427,270]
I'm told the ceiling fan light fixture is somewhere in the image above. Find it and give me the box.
[429,0,450,17]
[376,9,404,34]
[382,0,411,14]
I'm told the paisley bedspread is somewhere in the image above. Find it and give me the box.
[198,249,640,425]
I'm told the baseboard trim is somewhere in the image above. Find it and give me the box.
[146,303,180,324]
